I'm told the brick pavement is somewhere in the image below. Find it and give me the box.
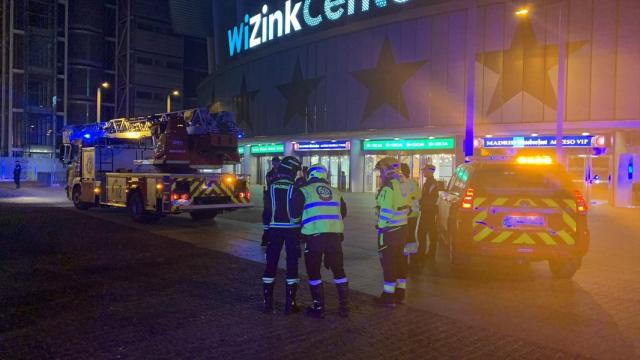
[0,205,583,359]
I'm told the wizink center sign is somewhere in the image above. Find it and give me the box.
[227,0,410,57]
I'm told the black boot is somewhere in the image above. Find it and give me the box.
[336,282,349,318]
[262,282,274,314]
[395,288,405,304]
[306,283,325,318]
[374,292,396,308]
[284,283,300,315]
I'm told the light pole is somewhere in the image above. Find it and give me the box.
[166,90,180,112]
[463,0,478,160]
[515,3,566,164]
[96,82,110,123]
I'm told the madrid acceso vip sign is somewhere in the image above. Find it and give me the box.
[0,0,639,359]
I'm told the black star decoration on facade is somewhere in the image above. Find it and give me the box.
[232,74,259,133]
[476,18,587,115]
[277,58,323,127]
[352,36,427,122]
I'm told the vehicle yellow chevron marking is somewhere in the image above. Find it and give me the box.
[512,233,536,245]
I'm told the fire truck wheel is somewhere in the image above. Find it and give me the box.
[72,186,89,211]
[190,211,219,222]
[549,257,582,279]
[128,192,159,224]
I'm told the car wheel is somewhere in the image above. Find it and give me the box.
[190,210,219,222]
[128,192,159,224]
[72,186,89,210]
[549,257,582,279]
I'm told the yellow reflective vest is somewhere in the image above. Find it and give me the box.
[407,178,421,218]
[300,182,344,235]
[376,177,410,229]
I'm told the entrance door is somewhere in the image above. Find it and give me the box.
[301,154,350,191]
[567,154,611,205]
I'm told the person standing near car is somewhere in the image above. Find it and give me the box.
[374,157,410,307]
[261,156,303,315]
[13,161,22,189]
[415,164,439,268]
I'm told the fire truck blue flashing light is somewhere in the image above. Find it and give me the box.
[83,133,92,139]
[629,158,634,181]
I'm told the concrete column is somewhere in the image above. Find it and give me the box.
[350,138,364,192]
[284,141,294,157]
[242,144,252,176]
[612,131,631,207]
[455,135,465,167]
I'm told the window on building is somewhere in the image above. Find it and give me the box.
[104,41,115,71]
[104,6,116,38]
[166,61,181,70]
[13,34,24,70]
[136,56,152,65]
[136,22,153,32]
[136,91,152,100]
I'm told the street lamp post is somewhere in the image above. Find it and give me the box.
[96,82,110,123]
[555,2,567,166]
[166,90,180,112]
[515,3,567,165]
[464,0,478,160]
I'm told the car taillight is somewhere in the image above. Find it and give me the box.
[181,193,190,201]
[461,188,474,210]
[574,190,588,214]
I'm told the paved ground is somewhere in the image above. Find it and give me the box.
[1,183,639,358]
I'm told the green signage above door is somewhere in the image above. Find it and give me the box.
[363,138,455,151]
[249,143,285,154]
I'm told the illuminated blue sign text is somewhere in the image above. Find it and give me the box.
[228,0,411,57]
[482,136,594,148]
[294,140,351,151]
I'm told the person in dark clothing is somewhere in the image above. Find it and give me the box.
[265,156,281,187]
[415,164,439,267]
[13,161,22,189]
[290,164,349,318]
[294,166,308,188]
[261,156,282,247]
[261,156,303,315]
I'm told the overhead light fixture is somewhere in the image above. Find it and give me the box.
[582,132,590,136]
[428,136,435,140]
[514,6,530,17]
[485,135,493,138]
[531,133,539,137]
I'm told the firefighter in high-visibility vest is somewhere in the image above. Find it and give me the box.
[291,164,349,318]
[401,163,421,269]
[374,157,410,307]
[261,156,303,314]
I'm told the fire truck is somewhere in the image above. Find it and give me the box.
[60,108,251,223]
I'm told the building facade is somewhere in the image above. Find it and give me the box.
[200,0,640,206]
[0,0,208,161]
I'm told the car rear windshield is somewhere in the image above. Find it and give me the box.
[472,164,574,196]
